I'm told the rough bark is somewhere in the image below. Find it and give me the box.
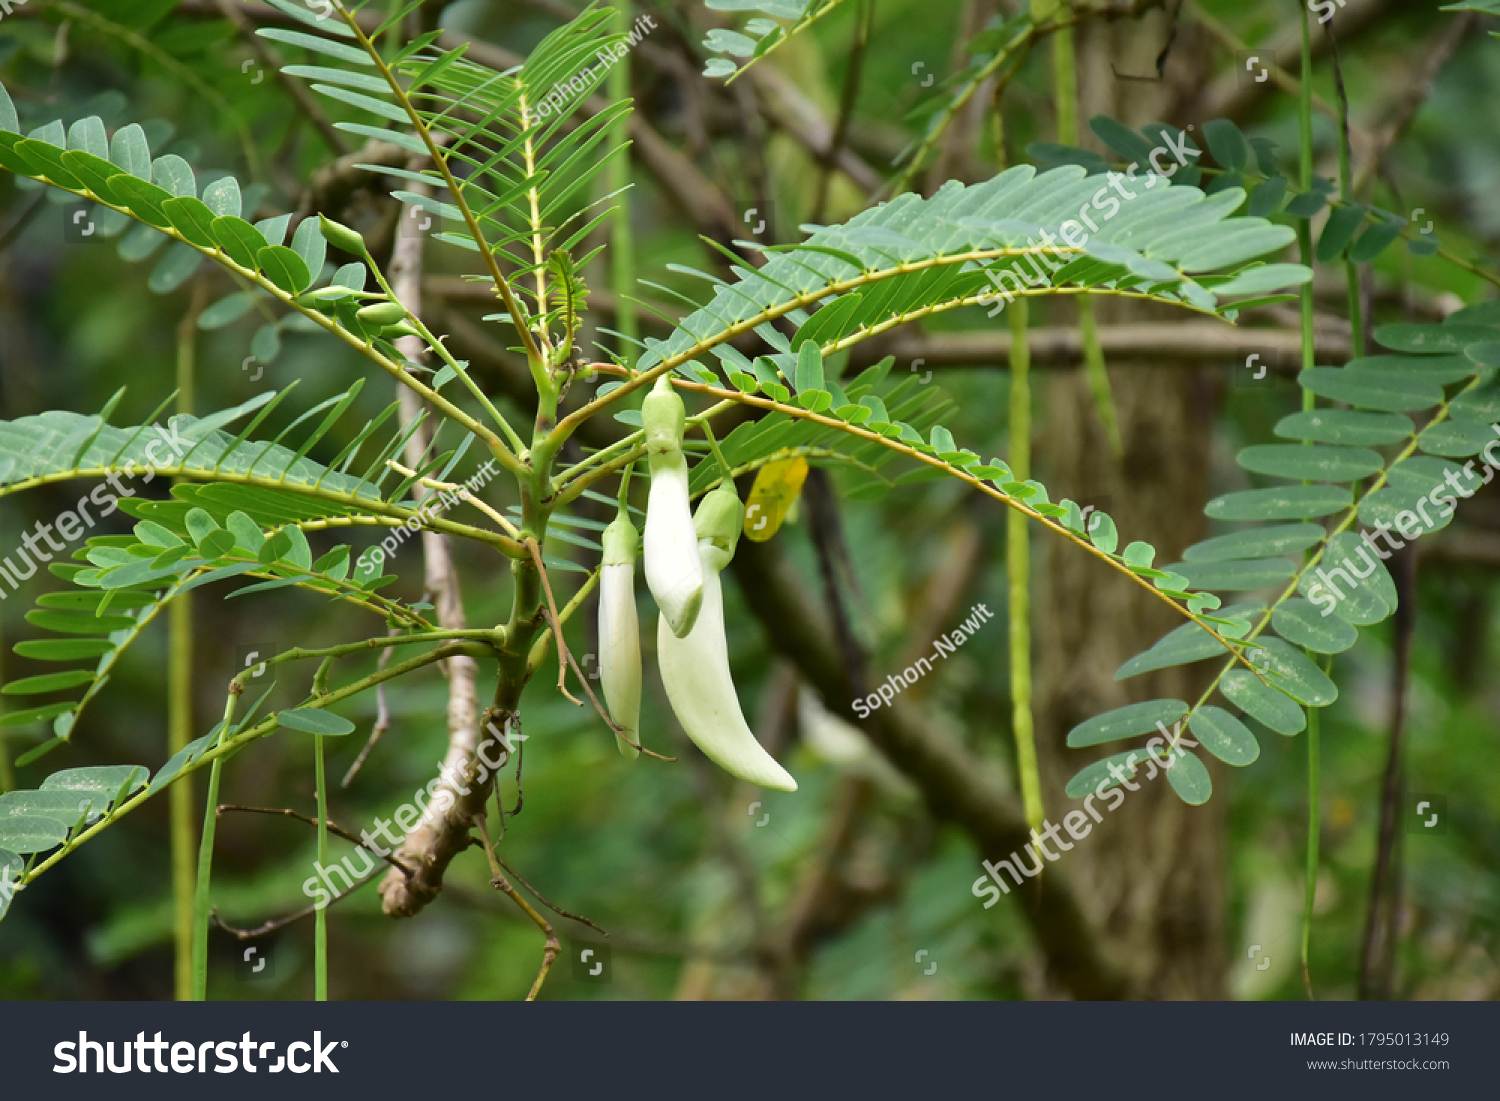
[1028,14,1229,998]
[377,181,486,917]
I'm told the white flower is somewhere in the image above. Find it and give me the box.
[642,376,703,636]
[657,482,796,792]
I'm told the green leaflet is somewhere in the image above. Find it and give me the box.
[41,765,148,800]
[1315,203,1367,261]
[1205,485,1352,520]
[1348,354,1480,386]
[277,708,356,736]
[1202,118,1249,171]
[1243,638,1337,707]
[1297,367,1443,412]
[0,816,68,855]
[24,610,136,635]
[701,1,852,81]
[257,246,314,295]
[1375,322,1500,354]
[0,789,102,829]
[1272,598,1358,654]
[1182,523,1325,562]
[1165,556,1296,592]
[145,729,222,797]
[1066,699,1188,748]
[13,639,115,662]
[1087,510,1119,554]
[1274,409,1414,446]
[1448,383,1500,423]
[1188,706,1260,766]
[1165,751,1213,805]
[1418,420,1496,457]
[1,670,98,696]
[1388,455,1477,495]
[1235,444,1384,482]
[1349,222,1401,263]
[1114,601,1261,680]
[1220,669,1305,735]
[1064,749,1151,799]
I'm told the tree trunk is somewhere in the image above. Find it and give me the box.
[1031,13,1228,999]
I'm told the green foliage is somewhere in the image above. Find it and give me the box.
[700,0,855,81]
[264,0,632,337]
[0,765,148,856]
[1071,311,1500,804]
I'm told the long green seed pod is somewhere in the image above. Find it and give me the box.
[642,375,703,637]
[657,481,797,792]
[599,511,642,759]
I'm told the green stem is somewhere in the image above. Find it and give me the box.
[339,7,543,371]
[23,645,472,896]
[1298,0,1319,1003]
[170,294,199,1002]
[232,632,505,687]
[363,259,527,464]
[1050,24,1120,458]
[700,421,732,479]
[1330,33,1364,357]
[1051,24,1077,148]
[617,459,635,511]
[314,731,329,1002]
[1008,299,1043,840]
[191,693,239,1001]
[608,1,639,355]
[0,512,10,795]
[1077,299,1122,456]
[168,552,194,1001]
[1299,0,1316,413]
[1302,695,1320,1000]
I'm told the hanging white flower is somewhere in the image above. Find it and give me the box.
[642,375,703,637]
[657,480,797,792]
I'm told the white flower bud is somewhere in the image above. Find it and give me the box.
[599,513,642,759]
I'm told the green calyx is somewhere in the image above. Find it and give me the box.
[642,374,686,457]
[694,481,743,559]
[602,511,640,566]
[319,215,368,257]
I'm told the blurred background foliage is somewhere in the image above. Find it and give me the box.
[0,0,1496,1000]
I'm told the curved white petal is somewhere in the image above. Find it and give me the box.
[598,561,642,759]
[657,542,797,792]
[644,460,703,637]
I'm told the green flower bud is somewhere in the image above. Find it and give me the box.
[318,215,368,257]
[599,512,642,760]
[356,301,408,327]
[602,511,639,567]
[642,374,685,455]
[693,480,742,559]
